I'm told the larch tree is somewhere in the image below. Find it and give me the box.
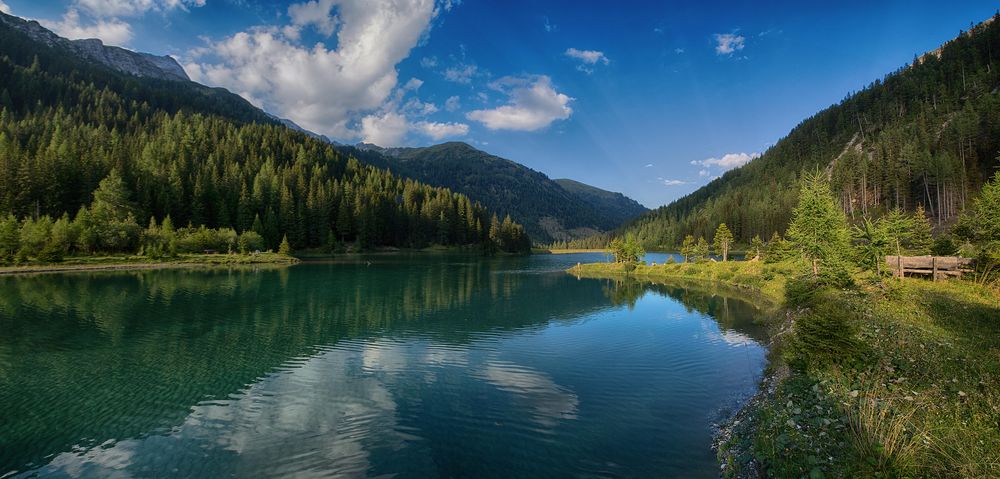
[713,223,734,261]
[787,171,851,275]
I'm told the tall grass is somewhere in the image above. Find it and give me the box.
[847,391,923,476]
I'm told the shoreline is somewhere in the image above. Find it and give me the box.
[0,253,299,276]
[566,260,1000,478]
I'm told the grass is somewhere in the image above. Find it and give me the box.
[536,248,610,254]
[568,258,792,302]
[567,258,1000,478]
[0,252,298,275]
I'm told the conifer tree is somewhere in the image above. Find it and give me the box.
[278,234,291,255]
[713,223,734,261]
[787,171,851,275]
[680,234,695,263]
[749,234,765,260]
[908,204,933,254]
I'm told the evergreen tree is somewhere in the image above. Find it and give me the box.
[880,208,914,258]
[694,236,710,262]
[749,234,765,260]
[278,234,292,255]
[853,217,891,275]
[787,171,851,275]
[680,234,695,263]
[713,223,734,261]
[908,204,933,254]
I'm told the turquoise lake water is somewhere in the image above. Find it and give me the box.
[0,253,767,478]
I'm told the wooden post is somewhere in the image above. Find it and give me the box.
[932,256,938,282]
[897,255,903,279]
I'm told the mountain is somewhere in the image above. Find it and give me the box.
[343,142,648,243]
[553,178,648,225]
[616,14,1000,248]
[0,12,530,253]
[0,12,188,81]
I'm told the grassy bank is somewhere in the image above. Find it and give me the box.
[535,248,610,254]
[0,252,298,275]
[568,260,1000,478]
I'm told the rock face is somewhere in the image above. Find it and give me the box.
[0,11,189,81]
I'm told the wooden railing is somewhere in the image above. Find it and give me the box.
[885,255,975,280]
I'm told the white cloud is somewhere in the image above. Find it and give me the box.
[662,179,687,186]
[403,77,423,90]
[674,47,685,54]
[0,1,10,14]
[466,75,572,131]
[644,163,654,168]
[403,97,437,115]
[287,0,340,36]
[443,63,477,83]
[444,95,461,111]
[74,0,204,18]
[420,56,438,68]
[360,110,409,146]
[714,32,745,55]
[692,152,760,171]
[414,120,468,140]
[185,0,438,139]
[43,8,133,45]
[565,48,609,66]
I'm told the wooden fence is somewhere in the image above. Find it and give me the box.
[885,255,975,280]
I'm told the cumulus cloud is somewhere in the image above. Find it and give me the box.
[414,120,468,140]
[287,0,340,36]
[38,0,206,47]
[714,32,745,55]
[444,95,461,111]
[565,47,609,74]
[466,75,572,131]
[43,9,133,45]
[691,152,760,172]
[185,0,438,139]
[662,179,687,186]
[0,1,10,14]
[360,110,409,146]
[565,48,609,65]
[75,0,204,17]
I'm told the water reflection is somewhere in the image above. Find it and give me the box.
[0,256,768,478]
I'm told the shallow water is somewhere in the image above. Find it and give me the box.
[0,253,767,478]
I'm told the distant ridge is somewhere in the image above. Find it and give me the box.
[341,142,648,243]
[0,11,188,81]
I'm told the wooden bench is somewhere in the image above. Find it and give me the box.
[885,255,975,281]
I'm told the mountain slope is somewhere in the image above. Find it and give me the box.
[0,12,530,253]
[618,14,1000,248]
[344,142,647,243]
[0,12,188,81]
[553,178,648,225]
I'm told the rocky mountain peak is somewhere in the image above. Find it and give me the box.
[0,11,189,82]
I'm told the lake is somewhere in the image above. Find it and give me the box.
[0,253,768,478]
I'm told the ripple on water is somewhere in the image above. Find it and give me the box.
[0,260,766,478]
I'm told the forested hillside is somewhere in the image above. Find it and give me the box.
[0,12,530,258]
[343,142,647,243]
[621,15,1000,248]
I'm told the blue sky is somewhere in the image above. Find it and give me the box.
[2,0,997,207]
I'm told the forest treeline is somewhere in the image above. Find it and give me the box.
[614,14,1000,249]
[0,15,531,262]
